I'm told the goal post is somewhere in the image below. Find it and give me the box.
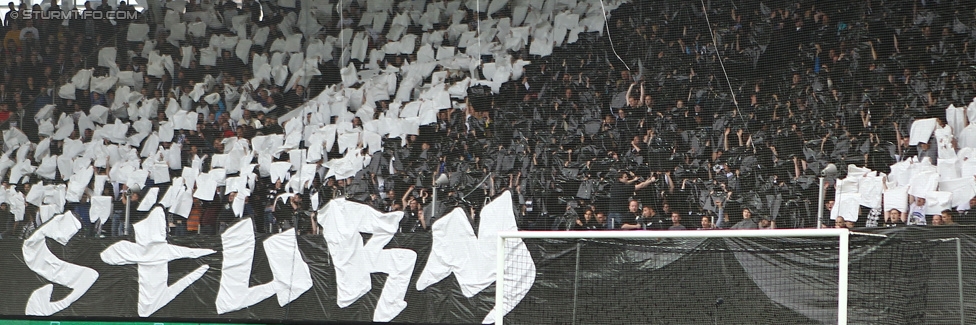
[496,228,854,325]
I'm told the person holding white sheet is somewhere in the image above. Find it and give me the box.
[907,196,928,226]
[169,199,188,237]
[270,191,294,232]
[884,208,907,227]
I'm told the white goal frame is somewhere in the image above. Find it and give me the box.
[496,228,851,325]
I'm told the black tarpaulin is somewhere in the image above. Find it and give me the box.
[2,227,976,324]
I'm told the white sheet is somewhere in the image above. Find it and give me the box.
[215,218,311,314]
[269,162,292,183]
[90,196,113,224]
[66,166,94,203]
[58,83,76,100]
[193,173,217,201]
[99,206,215,317]
[883,185,909,213]
[925,191,953,215]
[909,118,938,146]
[830,191,862,222]
[940,177,976,208]
[908,169,940,198]
[25,182,46,207]
[36,155,58,180]
[98,47,117,68]
[200,47,218,66]
[126,169,149,192]
[72,69,93,90]
[138,187,160,212]
[22,212,99,316]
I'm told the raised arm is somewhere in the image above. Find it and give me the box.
[665,172,675,193]
[489,174,497,197]
[634,174,657,191]
[626,82,636,103]
[418,209,428,230]
[640,81,646,101]
[894,122,903,158]
[402,185,416,207]
[723,127,731,151]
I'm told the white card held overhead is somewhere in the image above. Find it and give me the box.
[36,156,58,180]
[168,22,187,45]
[91,196,113,224]
[181,46,194,68]
[883,185,908,213]
[138,187,160,212]
[172,186,194,218]
[159,177,183,208]
[188,21,207,38]
[925,191,953,215]
[167,143,182,170]
[90,76,119,94]
[909,118,938,146]
[125,23,149,42]
[940,177,976,208]
[341,63,359,87]
[72,69,93,90]
[126,169,149,192]
[66,166,94,203]
[58,83,76,100]
[98,47,117,68]
[200,47,218,66]
[193,173,217,201]
[269,162,292,184]
[152,163,170,184]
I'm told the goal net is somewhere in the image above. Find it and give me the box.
[496,229,938,325]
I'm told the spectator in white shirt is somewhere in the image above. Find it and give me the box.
[907,196,928,226]
[19,20,38,41]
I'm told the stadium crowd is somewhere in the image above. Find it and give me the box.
[0,0,974,240]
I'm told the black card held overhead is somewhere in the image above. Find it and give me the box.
[467,84,494,112]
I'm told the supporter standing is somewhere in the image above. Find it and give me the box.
[607,172,656,229]
[907,197,928,226]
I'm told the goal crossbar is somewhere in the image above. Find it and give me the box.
[496,229,852,325]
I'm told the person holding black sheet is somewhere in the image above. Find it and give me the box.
[607,172,657,230]
[730,208,760,230]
